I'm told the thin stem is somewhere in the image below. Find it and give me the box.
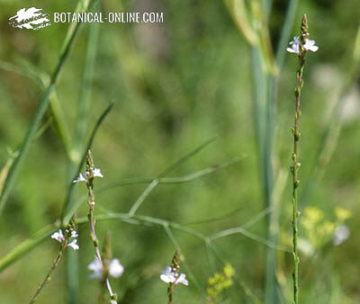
[168,283,174,304]
[290,15,311,304]
[128,179,159,216]
[291,53,304,304]
[86,152,117,302]
[29,243,66,304]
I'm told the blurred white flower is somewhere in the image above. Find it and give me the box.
[88,258,124,279]
[73,168,103,183]
[298,238,315,256]
[303,39,319,52]
[71,230,78,238]
[93,168,104,178]
[73,173,87,183]
[88,259,103,279]
[287,36,301,55]
[51,229,65,243]
[108,259,124,278]
[160,266,188,286]
[287,36,318,55]
[333,225,350,246]
[67,239,79,250]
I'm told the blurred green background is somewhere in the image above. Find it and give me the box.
[0,0,359,303]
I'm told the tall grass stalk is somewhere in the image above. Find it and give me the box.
[226,0,299,301]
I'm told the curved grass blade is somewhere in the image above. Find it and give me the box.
[66,17,100,304]
[0,0,92,215]
[0,224,57,272]
[159,136,217,177]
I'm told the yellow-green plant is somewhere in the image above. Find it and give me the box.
[207,263,235,303]
[300,206,352,251]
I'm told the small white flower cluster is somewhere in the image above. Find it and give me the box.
[51,229,79,250]
[88,258,124,279]
[287,36,318,55]
[160,266,188,286]
[73,168,103,183]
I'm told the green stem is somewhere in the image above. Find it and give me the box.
[29,243,66,304]
[291,53,305,304]
[86,153,117,303]
[168,283,174,304]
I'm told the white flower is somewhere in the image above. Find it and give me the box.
[287,36,300,54]
[160,266,188,286]
[88,258,124,279]
[51,229,65,243]
[160,266,175,283]
[287,36,318,55]
[93,168,103,178]
[177,273,188,286]
[88,259,103,279]
[67,239,79,250]
[73,168,103,183]
[109,259,124,278]
[333,225,350,246]
[51,229,79,250]
[303,39,319,52]
[73,173,87,183]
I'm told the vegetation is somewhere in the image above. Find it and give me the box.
[0,0,359,303]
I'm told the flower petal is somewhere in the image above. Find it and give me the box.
[287,45,300,55]
[109,259,124,278]
[51,229,64,243]
[304,39,319,52]
[88,259,103,279]
[67,239,79,250]
[289,36,300,45]
[73,173,87,183]
[93,168,104,178]
[71,230,78,238]
[160,266,176,283]
[177,273,189,286]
